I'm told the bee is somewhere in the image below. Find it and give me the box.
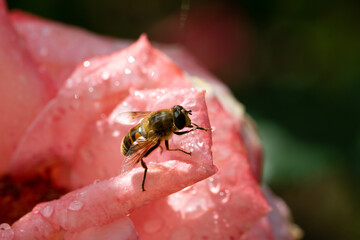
[120,105,211,191]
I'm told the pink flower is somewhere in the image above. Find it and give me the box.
[0,1,300,239]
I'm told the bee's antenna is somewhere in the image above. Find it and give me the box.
[187,110,192,115]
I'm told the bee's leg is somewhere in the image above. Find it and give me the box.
[192,123,212,131]
[174,123,211,136]
[173,129,195,135]
[140,159,147,192]
[159,145,164,154]
[165,140,191,155]
[143,140,161,157]
[141,140,161,191]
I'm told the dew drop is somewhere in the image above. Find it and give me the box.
[213,211,219,220]
[101,71,110,80]
[68,200,84,211]
[0,223,11,230]
[112,130,120,137]
[208,177,220,194]
[40,205,54,218]
[181,186,197,195]
[222,218,231,228]
[134,91,144,99]
[88,87,94,93]
[114,81,120,87]
[0,223,14,239]
[128,56,135,63]
[219,189,231,204]
[143,219,163,234]
[83,60,90,67]
[124,68,131,75]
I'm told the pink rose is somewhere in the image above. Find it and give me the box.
[0,1,300,239]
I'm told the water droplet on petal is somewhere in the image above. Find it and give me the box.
[101,71,110,80]
[0,223,11,230]
[68,200,83,211]
[222,218,231,228]
[83,60,91,67]
[40,205,54,218]
[124,68,131,75]
[208,177,220,194]
[0,223,14,239]
[181,186,197,195]
[219,189,231,204]
[88,87,94,93]
[128,56,135,63]
[112,130,120,137]
[143,219,163,234]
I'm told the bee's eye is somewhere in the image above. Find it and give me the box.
[174,109,186,130]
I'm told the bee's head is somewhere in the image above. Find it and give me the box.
[173,105,192,130]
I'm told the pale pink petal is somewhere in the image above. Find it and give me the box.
[11,145,215,237]
[71,88,212,188]
[241,187,302,240]
[0,0,55,176]
[63,217,138,240]
[10,10,129,89]
[10,35,191,184]
[128,97,269,239]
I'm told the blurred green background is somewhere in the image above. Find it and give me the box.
[8,0,360,239]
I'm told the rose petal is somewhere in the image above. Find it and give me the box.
[128,97,269,239]
[0,0,54,176]
[10,35,191,184]
[11,10,129,89]
[64,217,138,240]
[71,88,213,188]
[11,214,138,240]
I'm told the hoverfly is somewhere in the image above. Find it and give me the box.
[120,105,211,191]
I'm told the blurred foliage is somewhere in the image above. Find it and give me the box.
[7,0,360,239]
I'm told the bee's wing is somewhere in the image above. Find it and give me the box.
[115,111,151,125]
[120,135,161,173]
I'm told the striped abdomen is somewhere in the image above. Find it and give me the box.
[121,123,143,157]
